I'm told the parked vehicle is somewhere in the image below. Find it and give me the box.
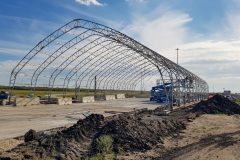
[0,91,9,100]
[150,83,175,103]
[0,91,9,106]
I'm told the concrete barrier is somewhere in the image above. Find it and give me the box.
[104,95,116,101]
[57,97,72,105]
[81,96,95,103]
[116,94,125,99]
[0,99,7,106]
[14,97,40,106]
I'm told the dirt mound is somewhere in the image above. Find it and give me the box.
[92,113,186,153]
[0,114,104,160]
[192,94,240,115]
[24,129,43,142]
[0,110,192,159]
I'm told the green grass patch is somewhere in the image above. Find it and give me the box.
[0,85,149,98]
[234,99,240,105]
[89,135,116,160]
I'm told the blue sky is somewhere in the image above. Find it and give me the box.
[0,0,240,92]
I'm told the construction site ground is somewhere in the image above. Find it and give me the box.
[0,95,240,159]
[119,114,240,160]
[0,98,159,140]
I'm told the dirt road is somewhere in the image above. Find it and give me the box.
[0,98,159,140]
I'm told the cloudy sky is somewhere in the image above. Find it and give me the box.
[0,0,240,92]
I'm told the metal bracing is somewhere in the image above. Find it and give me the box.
[76,48,135,93]
[84,48,135,89]
[123,69,157,90]
[89,50,148,89]
[48,36,110,94]
[10,20,82,88]
[67,47,134,96]
[30,30,99,91]
[121,66,158,89]
[109,63,156,90]
[121,65,163,91]
[100,56,149,90]
[62,42,124,94]
[101,53,172,90]
[10,18,208,103]
[130,70,159,90]
[87,51,141,90]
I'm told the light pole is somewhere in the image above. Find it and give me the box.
[176,48,179,65]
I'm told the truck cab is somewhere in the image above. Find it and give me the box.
[0,91,9,100]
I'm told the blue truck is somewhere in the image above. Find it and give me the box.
[0,91,9,105]
[150,83,175,104]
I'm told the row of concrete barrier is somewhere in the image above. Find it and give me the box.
[104,95,116,101]
[81,96,95,103]
[12,94,126,106]
[14,97,40,106]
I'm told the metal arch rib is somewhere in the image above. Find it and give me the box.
[48,36,109,93]
[96,51,145,90]
[102,57,155,90]
[110,58,173,90]
[31,30,99,90]
[83,49,136,91]
[130,70,159,90]
[10,20,80,88]
[10,18,208,96]
[116,65,157,90]
[77,48,135,91]
[129,70,159,90]
[99,55,146,90]
[62,43,127,94]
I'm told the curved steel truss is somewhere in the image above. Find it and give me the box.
[9,19,208,102]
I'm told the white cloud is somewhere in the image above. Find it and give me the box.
[60,2,123,30]
[224,12,240,37]
[123,11,192,52]
[122,3,240,93]
[0,40,33,57]
[177,39,240,93]
[75,0,103,6]
[0,47,27,56]
[0,60,18,85]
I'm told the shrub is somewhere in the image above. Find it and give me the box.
[96,135,113,154]
[89,135,115,160]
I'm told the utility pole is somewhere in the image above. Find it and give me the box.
[94,76,97,97]
[176,48,179,65]
[140,70,143,94]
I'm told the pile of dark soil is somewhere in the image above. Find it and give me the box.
[191,94,240,115]
[0,114,104,160]
[0,108,195,160]
[93,112,186,153]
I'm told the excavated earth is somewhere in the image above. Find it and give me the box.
[191,94,240,114]
[0,109,193,160]
[0,94,240,160]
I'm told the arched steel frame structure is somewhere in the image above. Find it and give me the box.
[9,19,208,104]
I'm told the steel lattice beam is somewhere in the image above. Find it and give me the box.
[9,18,208,103]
